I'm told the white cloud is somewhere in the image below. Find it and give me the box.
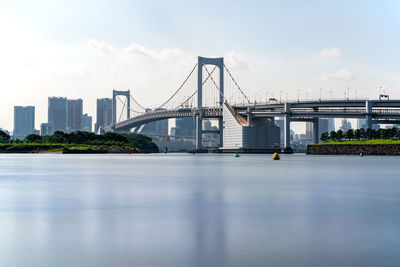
[223,51,249,70]
[314,47,341,59]
[320,68,353,81]
[88,39,116,54]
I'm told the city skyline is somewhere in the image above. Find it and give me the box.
[1,1,399,131]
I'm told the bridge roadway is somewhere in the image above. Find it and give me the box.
[105,107,222,132]
[106,99,400,133]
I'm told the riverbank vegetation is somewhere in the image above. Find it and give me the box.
[318,127,400,145]
[0,130,158,153]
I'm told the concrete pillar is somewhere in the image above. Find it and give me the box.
[127,90,131,119]
[365,100,372,129]
[218,118,223,148]
[112,90,117,127]
[313,118,319,143]
[196,57,203,150]
[247,107,252,126]
[219,58,224,106]
[218,58,224,147]
[196,114,202,149]
[196,56,224,150]
[284,103,291,148]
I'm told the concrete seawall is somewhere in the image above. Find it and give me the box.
[307,144,400,155]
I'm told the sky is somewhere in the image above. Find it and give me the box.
[0,0,399,132]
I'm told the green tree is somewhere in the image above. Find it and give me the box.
[365,128,376,140]
[320,132,329,142]
[359,128,366,140]
[0,130,10,143]
[345,129,354,140]
[384,128,396,139]
[395,128,400,140]
[125,133,158,152]
[336,130,344,141]
[329,130,338,141]
[354,129,361,140]
[25,134,42,143]
[51,131,67,143]
[377,128,385,139]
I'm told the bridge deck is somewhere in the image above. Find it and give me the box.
[106,100,400,132]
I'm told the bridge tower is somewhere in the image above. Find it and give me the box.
[112,89,131,128]
[196,57,224,150]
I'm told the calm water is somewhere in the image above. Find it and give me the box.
[0,154,399,267]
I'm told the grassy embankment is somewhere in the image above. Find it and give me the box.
[316,139,400,145]
[0,142,138,153]
[0,131,158,153]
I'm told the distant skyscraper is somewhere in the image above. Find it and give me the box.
[305,122,313,140]
[203,119,219,147]
[95,98,112,133]
[48,97,68,133]
[327,118,335,132]
[67,99,83,132]
[13,106,35,139]
[140,108,168,136]
[40,123,52,136]
[357,118,366,129]
[319,118,329,135]
[339,119,352,132]
[175,117,196,137]
[81,114,92,132]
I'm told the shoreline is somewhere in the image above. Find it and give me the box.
[307,144,400,155]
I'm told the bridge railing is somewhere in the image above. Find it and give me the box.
[233,98,370,107]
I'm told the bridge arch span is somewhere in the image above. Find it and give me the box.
[106,107,222,132]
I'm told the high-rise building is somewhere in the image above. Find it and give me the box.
[140,108,168,136]
[13,106,35,139]
[175,117,196,137]
[81,114,92,132]
[319,118,329,136]
[95,98,112,133]
[327,118,335,132]
[357,118,366,129]
[339,119,352,132]
[40,123,52,136]
[48,97,68,133]
[203,119,220,147]
[67,99,83,132]
[305,122,313,140]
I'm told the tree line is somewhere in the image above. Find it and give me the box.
[0,130,158,151]
[320,127,400,142]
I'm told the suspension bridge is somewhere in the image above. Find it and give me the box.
[103,56,400,153]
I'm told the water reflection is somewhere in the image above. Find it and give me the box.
[0,154,400,267]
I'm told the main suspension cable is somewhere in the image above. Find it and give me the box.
[204,65,227,103]
[224,64,251,103]
[130,95,146,110]
[157,63,198,109]
[173,65,218,109]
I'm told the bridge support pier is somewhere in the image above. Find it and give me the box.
[312,117,319,143]
[247,107,252,125]
[366,100,372,129]
[196,115,203,150]
[218,118,223,147]
[283,103,292,151]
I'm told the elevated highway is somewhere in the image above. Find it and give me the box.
[105,99,400,150]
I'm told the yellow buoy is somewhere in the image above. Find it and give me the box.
[272,152,280,160]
